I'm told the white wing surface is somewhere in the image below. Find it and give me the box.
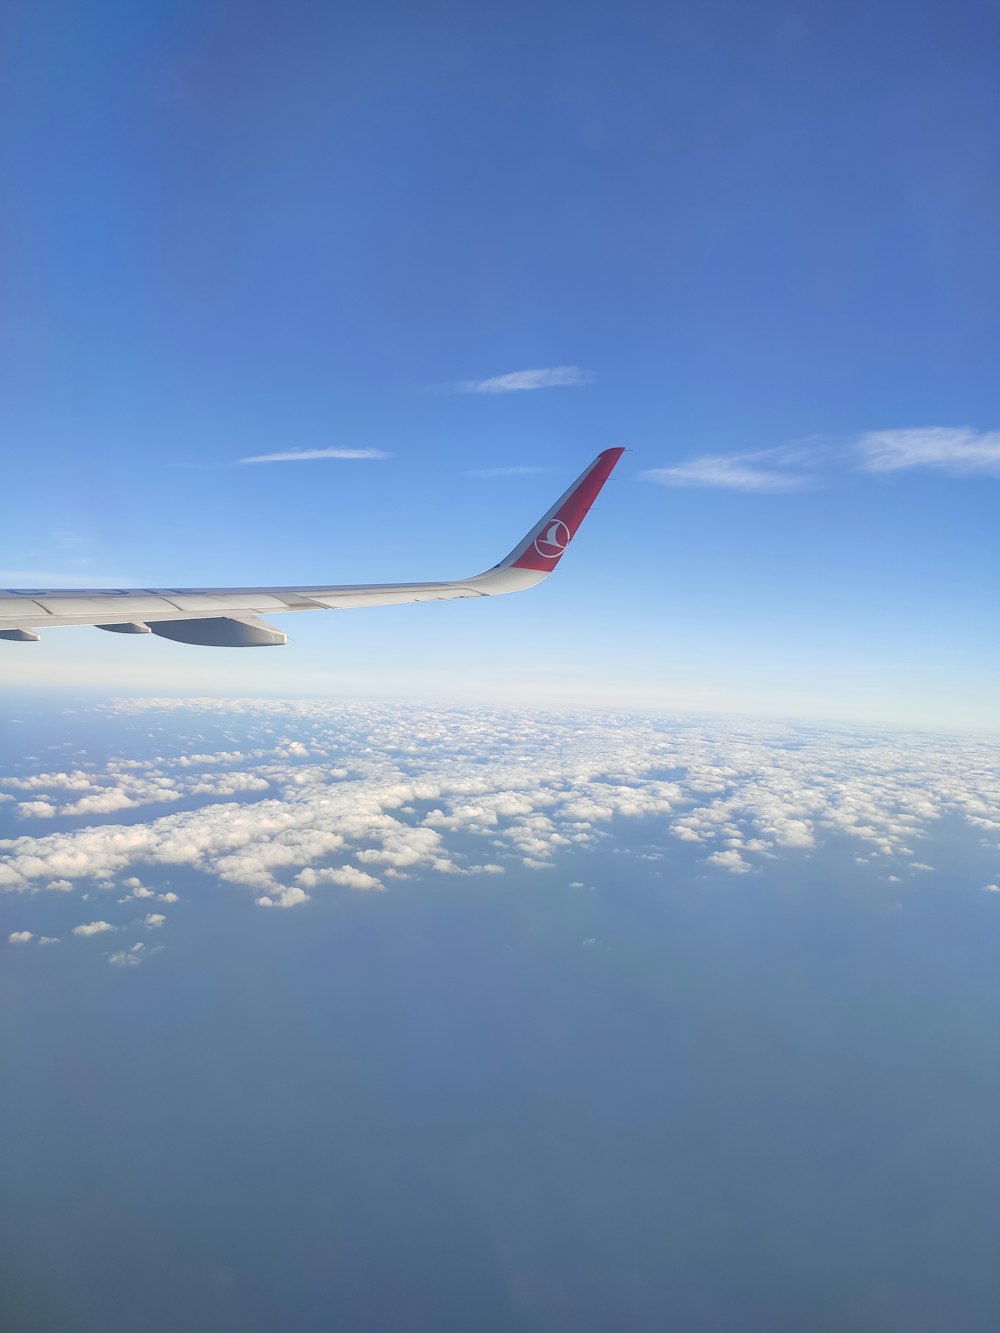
[0,449,624,646]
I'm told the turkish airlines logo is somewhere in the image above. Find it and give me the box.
[533,519,571,560]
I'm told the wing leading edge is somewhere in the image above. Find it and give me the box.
[0,448,624,646]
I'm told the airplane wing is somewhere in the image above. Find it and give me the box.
[0,448,624,646]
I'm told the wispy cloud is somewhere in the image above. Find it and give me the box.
[856,427,1000,476]
[460,366,593,394]
[109,942,149,966]
[239,448,391,465]
[641,446,820,493]
[467,465,552,479]
[643,426,1000,493]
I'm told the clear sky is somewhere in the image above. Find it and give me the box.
[2,0,999,726]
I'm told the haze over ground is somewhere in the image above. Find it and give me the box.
[4,699,1000,1332]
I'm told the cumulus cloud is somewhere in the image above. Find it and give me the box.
[18,800,57,818]
[109,942,147,966]
[296,865,382,891]
[121,877,155,900]
[4,770,94,791]
[239,448,391,464]
[256,886,310,909]
[175,751,246,766]
[9,930,34,942]
[189,773,270,797]
[63,790,136,816]
[143,913,166,928]
[73,920,116,936]
[460,366,592,394]
[706,848,753,874]
[4,699,1000,956]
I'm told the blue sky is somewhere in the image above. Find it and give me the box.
[2,0,999,725]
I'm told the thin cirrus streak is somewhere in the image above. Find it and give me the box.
[855,427,1000,475]
[238,448,392,464]
[641,446,821,493]
[459,366,593,394]
[643,427,1000,491]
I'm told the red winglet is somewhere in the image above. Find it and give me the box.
[505,448,625,572]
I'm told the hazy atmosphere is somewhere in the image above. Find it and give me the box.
[4,698,1000,1331]
[3,1,999,1330]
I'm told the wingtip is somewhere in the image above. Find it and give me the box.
[504,447,624,573]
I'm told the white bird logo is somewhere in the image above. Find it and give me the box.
[533,519,571,559]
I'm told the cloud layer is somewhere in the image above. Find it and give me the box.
[3,699,998,966]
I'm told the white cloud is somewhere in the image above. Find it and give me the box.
[143,913,166,928]
[460,366,592,394]
[4,770,95,791]
[121,877,155,900]
[984,883,1000,893]
[641,446,817,493]
[644,426,1000,495]
[9,930,34,942]
[706,848,753,874]
[189,773,270,796]
[159,891,179,903]
[239,448,391,464]
[63,790,138,816]
[109,942,146,966]
[5,699,1000,953]
[256,886,310,909]
[175,751,245,766]
[73,920,116,936]
[857,427,1000,477]
[297,865,382,892]
[18,800,57,818]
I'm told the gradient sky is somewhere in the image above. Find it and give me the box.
[2,0,999,725]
